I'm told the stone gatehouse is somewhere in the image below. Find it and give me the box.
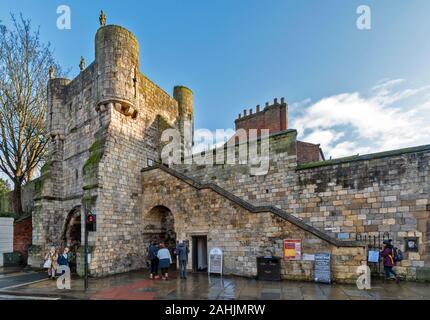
[28,17,430,283]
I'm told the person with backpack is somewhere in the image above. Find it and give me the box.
[380,239,400,284]
[148,241,159,279]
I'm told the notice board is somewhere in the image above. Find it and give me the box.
[314,252,331,284]
[208,248,223,275]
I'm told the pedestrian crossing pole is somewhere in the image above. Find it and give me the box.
[84,206,89,291]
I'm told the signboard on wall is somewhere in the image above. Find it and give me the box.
[302,253,315,261]
[368,250,379,263]
[314,252,331,284]
[208,248,223,275]
[283,239,301,260]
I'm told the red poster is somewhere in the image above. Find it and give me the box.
[284,239,302,260]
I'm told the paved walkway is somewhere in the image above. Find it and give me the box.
[1,269,430,300]
[0,267,47,290]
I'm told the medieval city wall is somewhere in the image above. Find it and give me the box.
[25,21,429,282]
[141,166,366,283]
[175,134,430,279]
[294,148,430,280]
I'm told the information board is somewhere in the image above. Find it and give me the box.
[208,248,223,275]
[314,252,331,284]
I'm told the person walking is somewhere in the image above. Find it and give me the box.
[176,240,190,279]
[148,241,159,279]
[380,239,400,284]
[44,246,58,280]
[157,243,172,280]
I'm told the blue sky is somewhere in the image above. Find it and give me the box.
[1,0,430,159]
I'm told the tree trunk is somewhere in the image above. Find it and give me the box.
[12,182,23,215]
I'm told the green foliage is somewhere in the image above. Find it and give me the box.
[0,177,10,195]
[0,212,19,219]
[28,245,42,254]
[83,138,104,169]
[82,137,106,190]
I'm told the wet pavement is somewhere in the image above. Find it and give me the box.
[1,269,429,300]
[0,267,47,290]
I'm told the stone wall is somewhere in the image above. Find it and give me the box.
[175,131,430,280]
[294,148,430,280]
[141,165,366,283]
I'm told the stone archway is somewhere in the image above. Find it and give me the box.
[143,205,177,269]
[62,206,82,273]
[144,205,176,244]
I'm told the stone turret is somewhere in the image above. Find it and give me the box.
[173,85,194,147]
[47,77,71,139]
[95,24,139,117]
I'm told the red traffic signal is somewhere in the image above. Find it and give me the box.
[86,210,96,232]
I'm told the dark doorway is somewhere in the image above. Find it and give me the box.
[62,207,82,274]
[145,206,177,270]
[192,235,208,272]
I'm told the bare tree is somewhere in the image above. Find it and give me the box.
[0,14,63,214]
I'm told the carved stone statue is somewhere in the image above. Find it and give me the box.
[79,56,86,72]
[99,10,106,27]
[49,65,54,79]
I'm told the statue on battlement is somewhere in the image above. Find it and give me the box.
[99,10,106,27]
[79,56,85,71]
[49,65,54,79]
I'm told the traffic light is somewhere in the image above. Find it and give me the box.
[86,210,96,232]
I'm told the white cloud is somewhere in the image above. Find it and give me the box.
[292,79,430,159]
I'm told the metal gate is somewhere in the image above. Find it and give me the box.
[356,232,391,277]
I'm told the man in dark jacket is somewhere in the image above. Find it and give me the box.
[380,239,400,283]
[176,241,190,279]
[57,247,70,267]
[148,242,159,279]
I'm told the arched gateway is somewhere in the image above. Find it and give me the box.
[143,206,177,268]
[62,206,82,273]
